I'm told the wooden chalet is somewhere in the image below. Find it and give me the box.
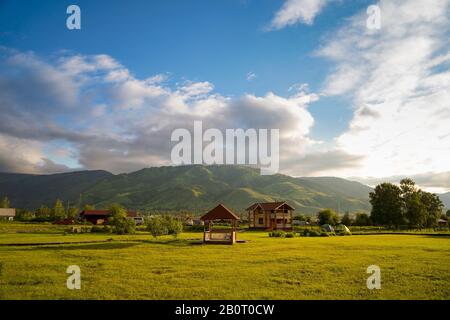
[79,209,137,225]
[200,204,240,244]
[246,201,294,231]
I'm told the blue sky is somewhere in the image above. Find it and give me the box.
[0,0,371,140]
[0,0,449,191]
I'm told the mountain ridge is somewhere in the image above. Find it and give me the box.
[0,165,375,214]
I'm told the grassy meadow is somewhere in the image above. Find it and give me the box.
[0,222,449,300]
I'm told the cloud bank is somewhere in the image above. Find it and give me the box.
[0,48,318,175]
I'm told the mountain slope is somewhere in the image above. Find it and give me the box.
[81,165,372,214]
[0,165,373,214]
[0,170,113,209]
[438,192,450,209]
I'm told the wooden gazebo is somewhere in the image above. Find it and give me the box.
[200,204,240,244]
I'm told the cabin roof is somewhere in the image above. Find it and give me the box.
[200,204,240,221]
[0,208,15,217]
[245,201,294,211]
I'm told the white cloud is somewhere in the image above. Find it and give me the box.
[246,72,257,81]
[316,0,450,181]
[0,49,318,175]
[270,0,328,29]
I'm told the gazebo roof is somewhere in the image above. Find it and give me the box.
[200,204,240,221]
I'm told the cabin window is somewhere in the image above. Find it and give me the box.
[284,209,288,213]
[271,210,274,213]
[258,218,263,224]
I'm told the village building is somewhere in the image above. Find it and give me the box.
[0,208,15,221]
[200,204,239,244]
[246,202,294,231]
[79,209,138,225]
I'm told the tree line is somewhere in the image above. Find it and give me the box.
[369,178,445,228]
[307,178,447,229]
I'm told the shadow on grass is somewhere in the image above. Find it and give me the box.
[29,242,141,251]
[138,238,203,246]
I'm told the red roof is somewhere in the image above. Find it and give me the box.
[200,204,240,221]
[246,202,294,211]
[80,210,137,217]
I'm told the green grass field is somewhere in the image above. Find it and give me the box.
[0,223,449,300]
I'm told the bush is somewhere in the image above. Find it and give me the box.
[90,226,103,233]
[269,231,286,237]
[146,215,184,239]
[90,225,112,233]
[285,232,295,238]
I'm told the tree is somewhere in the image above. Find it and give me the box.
[107,204,135,235]
[404,192,427,228]
[399,178,416,195]
[369,183,404,228]
[67,207,79,219]
[420,191,443,227]
[293,214,307,221]
[354,213,372,226]
[317,209,339,226]
[400,178,427,228]
[1,196,10,208]
[53,199,66,221]
[84,204,95,210]
[164,216,183,238]
[147,216,168,238]
[36,205,51,218]
[340,212,353,226]
[16,209,34,221]
[447,210,450,219]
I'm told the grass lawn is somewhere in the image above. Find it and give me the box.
[0,223,449,300]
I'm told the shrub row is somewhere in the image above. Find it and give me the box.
[268,229,352,238]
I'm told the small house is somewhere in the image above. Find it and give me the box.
[0,208,15,221]
[246,202,294,231]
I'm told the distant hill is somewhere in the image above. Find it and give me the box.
[0,165,373,214]
[83,165,375,214]
[438,192,450,209]
[0,170,113,209]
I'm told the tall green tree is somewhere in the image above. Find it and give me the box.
[53,199,66,220]
[400,179,430,228]
[36,205,51,218]
[1,196,10,208]
[107,204,135,234]
[147,216,168,238]
[354,213,371,226]
[163,216,183,238]
[293,214,308,221]
[317,209,339,226]
[369,183,404,227]
[340,212,353,226]
[67,207,79,219]
[420,191,443,227]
